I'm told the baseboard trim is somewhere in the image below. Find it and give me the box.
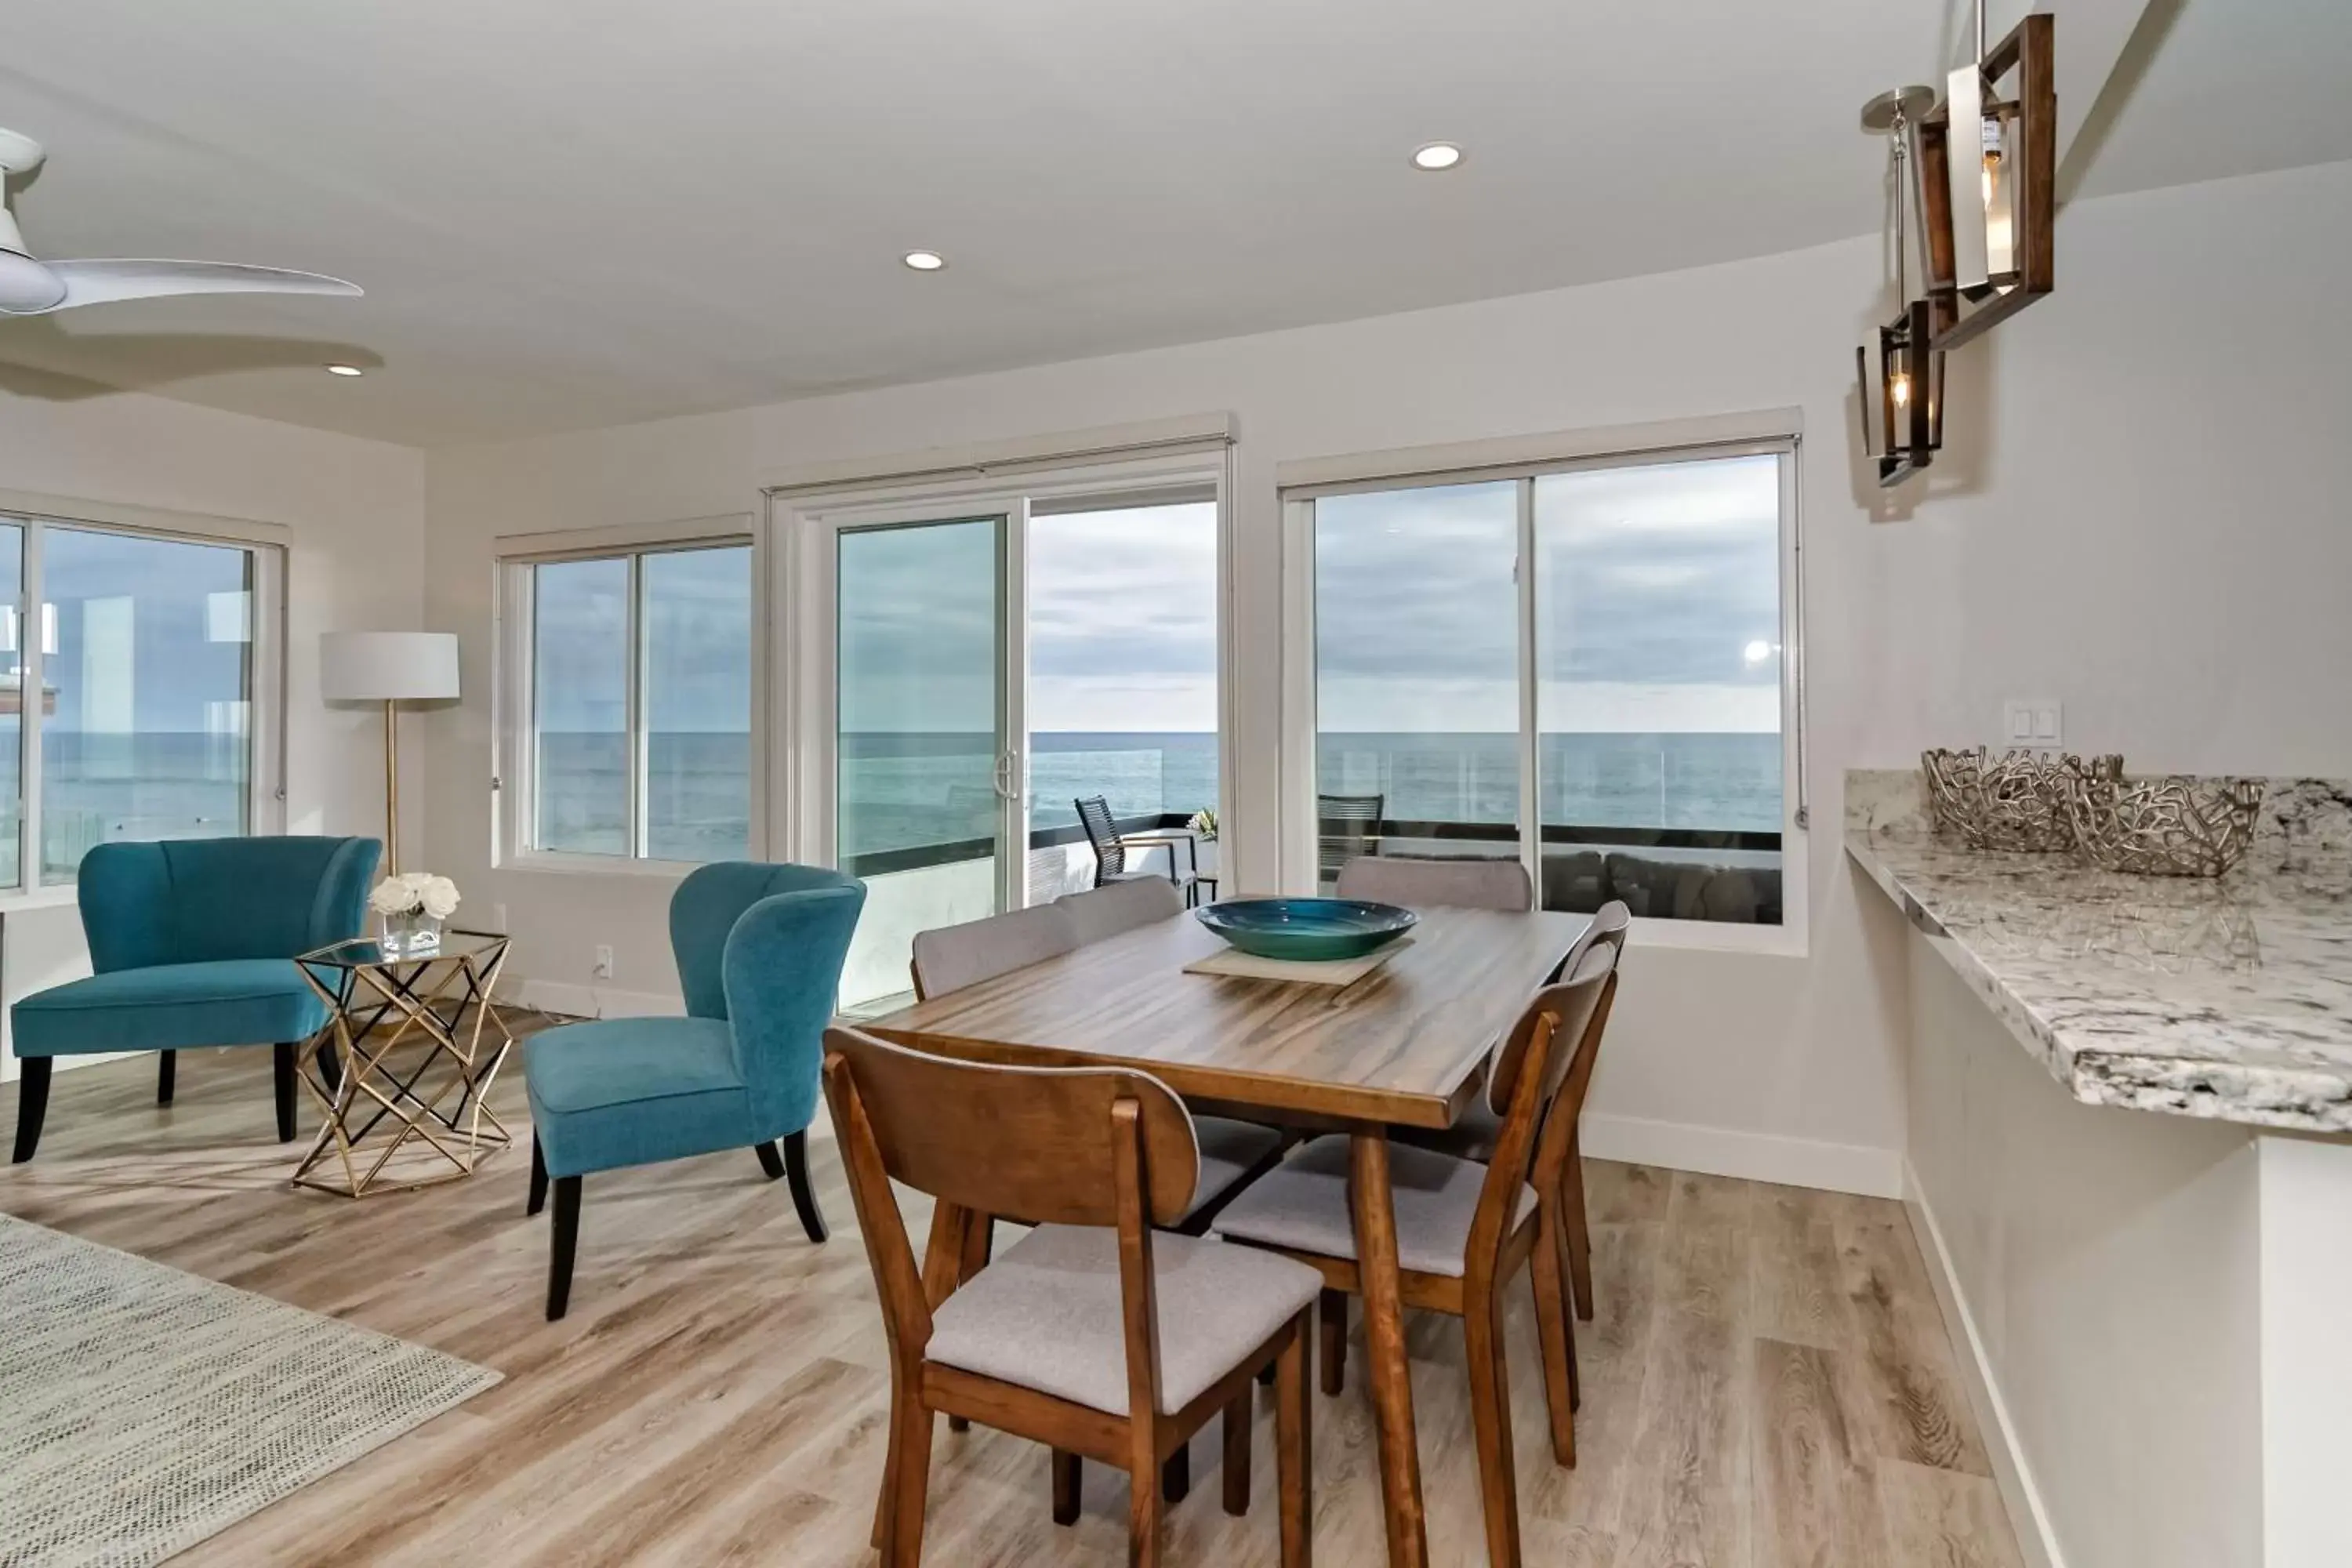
[1575,1111,1904,1198]
[1902,1159,2067,1568]
[506,978,682,1022]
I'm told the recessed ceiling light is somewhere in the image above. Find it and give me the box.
[325,363,364,377]
[1411,143,1465,172]
[902,250,946,271]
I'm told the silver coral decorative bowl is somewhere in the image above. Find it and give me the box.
[2064,768,2265,877]
[1922,748,2122,854]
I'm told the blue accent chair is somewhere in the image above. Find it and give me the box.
[9,836,382,1163]
[523,862,865,1319]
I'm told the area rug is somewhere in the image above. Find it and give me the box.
[0,1213,501,1567]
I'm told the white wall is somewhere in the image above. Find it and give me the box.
[0,372,427,1077]
[1901,924,2264,1568]
[419,157,2352,1189]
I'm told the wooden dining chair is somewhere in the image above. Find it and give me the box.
[1334,852,1532,913]
[1391,900,1628,1322]
[906,900,1287,1503]
[1056,876,1186,943]
[1211,944,1619,1568]
[822,1026,1319,1568]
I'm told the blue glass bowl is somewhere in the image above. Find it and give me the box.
[1195,898,1418,962]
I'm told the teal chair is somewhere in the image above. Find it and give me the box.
[10,836,382,1163]
[524,862,865,1319]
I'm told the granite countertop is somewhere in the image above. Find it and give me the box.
[1845,769,2352,1134]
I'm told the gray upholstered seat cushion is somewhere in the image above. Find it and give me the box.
[1389,1101,1501,1163]
[1212,1135,1533,1278]
[925,1225,1322,1416]
[1186,1116,1284,1217]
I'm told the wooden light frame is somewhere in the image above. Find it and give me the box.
[1918,12,2055,350]
[1857,297,1946,488]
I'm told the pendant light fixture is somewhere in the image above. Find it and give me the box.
[1856,86,1944,488]
[1918,4,2055,348]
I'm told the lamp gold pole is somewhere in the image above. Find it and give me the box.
[383,696,401,875]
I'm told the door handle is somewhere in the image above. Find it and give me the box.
[993,749,1021,801]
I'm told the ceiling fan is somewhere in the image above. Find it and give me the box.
[0,125,361,317]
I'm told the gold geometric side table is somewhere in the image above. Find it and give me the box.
[290,930,517,1199]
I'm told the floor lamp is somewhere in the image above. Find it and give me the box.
[320,632,460,875]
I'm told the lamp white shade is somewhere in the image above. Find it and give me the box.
[319,631,461,702]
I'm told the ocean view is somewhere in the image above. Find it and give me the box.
[535,729,1781,864]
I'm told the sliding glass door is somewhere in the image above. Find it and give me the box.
[801,474,1228,1007]
[834,514,1015,1004]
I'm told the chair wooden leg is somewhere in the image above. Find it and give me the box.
[754,1139,786,1179]
[1463,1285,1523,1568]
[1317,1287,1347,1396]
[1052,1448,1082,1526]
[1562,1138,1595,1322]
[273,1042,298,1142]
[1222,1393,1252,1516]
[157,1050,176,1105]
[1530,1210,1579,1465]
[318,1041,343,1097]
[1128,1437,1164,1568]
[783,1129,828,1243]
[1276,1311,1312,1568]
[884,1387,934,1568]
[546,1175,582,1320]
[1161,1443,1190,1504]
[527,1134,548,1216]
[11,1057,50,1163]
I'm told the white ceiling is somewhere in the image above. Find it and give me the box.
[0,0,2341,448]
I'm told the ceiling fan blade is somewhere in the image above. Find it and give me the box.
[45,259,362,313]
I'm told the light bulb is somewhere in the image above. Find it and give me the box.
[1891,372,1912,408]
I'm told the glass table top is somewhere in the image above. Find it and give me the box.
[299,929,509,968]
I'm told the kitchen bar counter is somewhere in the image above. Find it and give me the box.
[1844,770,2352,1134]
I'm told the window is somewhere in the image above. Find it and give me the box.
[1294,441,1795,929]
[0,511,279,895]
[514,541,753,863]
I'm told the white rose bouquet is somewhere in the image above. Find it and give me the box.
[369,872,462,921]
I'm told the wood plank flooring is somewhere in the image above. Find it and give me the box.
[0,1036,2025,1567]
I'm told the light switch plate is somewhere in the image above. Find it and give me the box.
[2002,699,2063,753]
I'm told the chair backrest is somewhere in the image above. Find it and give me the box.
[1465,942,1619,1285]
[1497,898,1629,1112]
[1316,793,1383,878]
[1057,877,1184,943]
[1074,795,1126,879]
[909,903,1079,1000]
[717,871,867,1136]
[670,862,861,1019]
[1335,854,1532,912]
[79,836,381,972]
[822,1026,1200,1403]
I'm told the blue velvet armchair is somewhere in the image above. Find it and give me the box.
[9,835,382,1162]
[523,862,865,1319]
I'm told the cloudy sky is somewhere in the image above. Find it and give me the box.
[542,453,1782,738]
[0,521,252,733]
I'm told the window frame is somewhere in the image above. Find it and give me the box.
[1279,419,1806,954]
[492,518,762,875]
[0,501,286,910]
[770,445,1236,896]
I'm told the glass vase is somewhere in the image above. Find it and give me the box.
[379,909,445,958]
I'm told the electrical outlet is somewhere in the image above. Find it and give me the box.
[593,945,614,981]
[2001,699,2063,753]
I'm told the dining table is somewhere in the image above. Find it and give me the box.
[865,900,1592,1568]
